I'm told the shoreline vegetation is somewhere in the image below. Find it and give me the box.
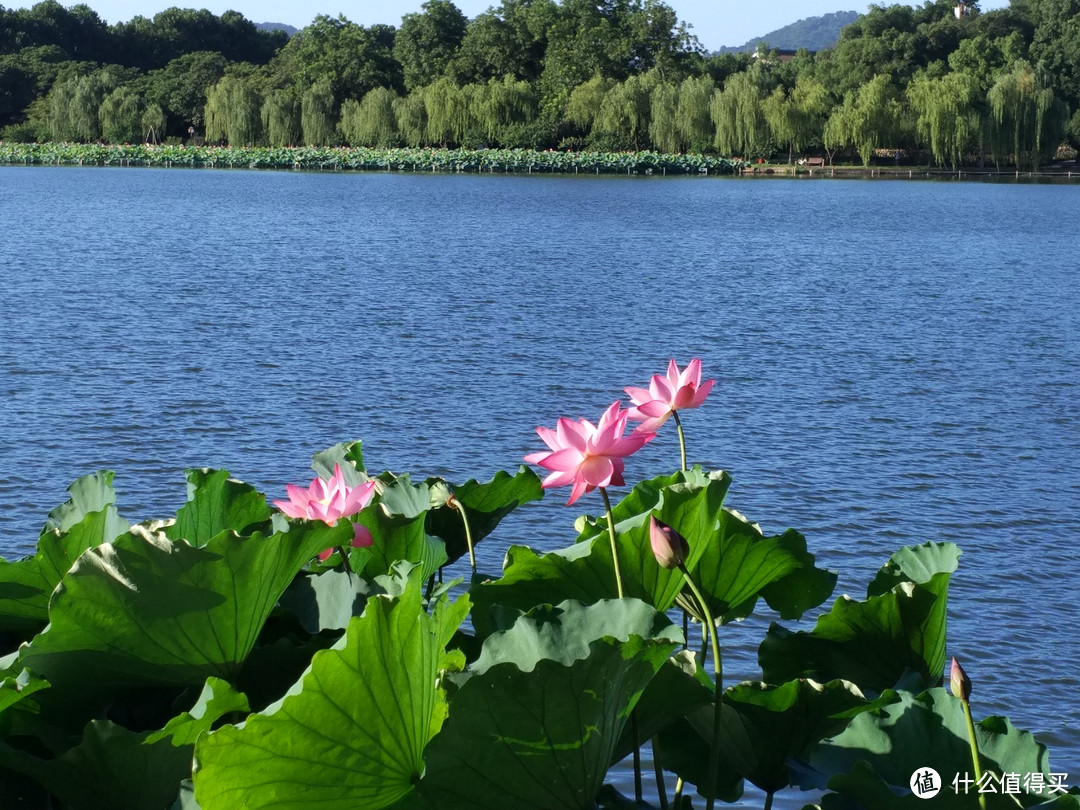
[3,142,1079,180]
[0,142,746,174]
[3,2,1080,174]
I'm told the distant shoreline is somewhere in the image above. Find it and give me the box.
[1,142,1076,181]
[0,143,744,176]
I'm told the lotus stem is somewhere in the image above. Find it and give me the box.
[632,712,643,802]
[960,698,988,810]
[448,495,476,574]
[678,564,723,810]
[653,735,670,809]
[598,487,625,599]
[600,485,636,797]
[763,789,774,810]
[673,411,687,472]
[674,776,685,806]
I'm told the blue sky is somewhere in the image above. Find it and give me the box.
[13,0,1011,51]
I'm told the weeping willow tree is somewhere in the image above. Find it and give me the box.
[262,89,301,147]
[593,72,658,150]
[675,75,715,154]
[47,71,118,142]
[45,77,79,141]
[711,66,773,157]
[142,103,166,143]
[473,75,536,144]
[423,77,472,146]
[339,87,400,146]
[823,74,903,166]
[98,86,143,144]
[301,79,337,146]
[394,92,428,147]
[205,75,263,146]
[762,75,830,163]
[565,76,617,132]
[987,60,1068,170]
[648,80,680,153]
[907,72,982,169]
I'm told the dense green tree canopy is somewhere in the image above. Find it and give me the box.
[394,0,468,91]
[0,0,1075,163]
[272,15,401,102]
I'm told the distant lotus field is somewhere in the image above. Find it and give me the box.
[0,142,747,175]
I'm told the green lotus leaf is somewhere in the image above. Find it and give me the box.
[414,599,681,809]
[760,544,955,693]
[278,569,372,634]
[866,541,961,597]
[468,472,730,636]
[193,571,469,810]
[41,471,122,536]
[0,472,128,634]
[807,688,1070,809]
[146,677,250,747]
[423,466,543,566]
[0,668,49,717]
[357,501,448,581]
[234,633,341,714]
[470,472,831,638]
[20,519,352,690]
[574,468,727,542]
[610,650,714,762]
[0,718,192,810]
[377,474,432,518]
[659,707,748,803]
[710,678,872,794]
[311,440,367,484]
[164,469,272,546]
[472,597,682,673]
[684,510,837,624]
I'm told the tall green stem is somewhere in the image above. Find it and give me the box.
[599,486,624,598]
[632,712,643,802]
[672,411,687,472]
[600,487,638,797]
[678,565,723,810]
[652,735,670,809]
[961,698,988,810]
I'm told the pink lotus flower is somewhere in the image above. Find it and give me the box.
[274,465,376,561]
[625,358,715,433]
[524,401,655,505]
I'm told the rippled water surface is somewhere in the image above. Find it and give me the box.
[1,166,1078,803]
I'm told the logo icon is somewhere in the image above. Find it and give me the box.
[911,767,942,799]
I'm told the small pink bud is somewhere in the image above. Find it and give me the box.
[950,658,972,701]
[649,516,689,570]
[351,524,373,549]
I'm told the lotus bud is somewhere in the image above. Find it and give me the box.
[950,657,972,701]
[649,516,689,570]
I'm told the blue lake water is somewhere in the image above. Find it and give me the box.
[1,166,1078,805]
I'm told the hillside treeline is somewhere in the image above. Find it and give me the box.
[1,0,1078,168]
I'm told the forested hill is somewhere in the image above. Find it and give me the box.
[255,23,298,37]
[717,10,860,53]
